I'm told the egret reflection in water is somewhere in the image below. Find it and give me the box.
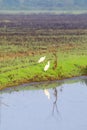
[44,87,62,116]
[52,88,59,115]
[44,89,50,99]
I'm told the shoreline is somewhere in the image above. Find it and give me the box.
[0,74,87,91]
[0,10,87,15]
[12,75,87,88]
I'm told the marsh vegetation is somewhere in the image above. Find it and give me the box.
[0,14,87,89]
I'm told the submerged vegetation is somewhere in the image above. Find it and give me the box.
[0,14,87,90]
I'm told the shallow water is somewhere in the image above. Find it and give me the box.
[0,76,87,130]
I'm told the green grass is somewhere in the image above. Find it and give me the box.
[0,53,87,90]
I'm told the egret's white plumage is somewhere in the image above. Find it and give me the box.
[38,56,46,63]
[44,61,50,71]
[44,89,50,99]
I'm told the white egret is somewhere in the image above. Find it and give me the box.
[44,61,50,71]
[38,56,46,63]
